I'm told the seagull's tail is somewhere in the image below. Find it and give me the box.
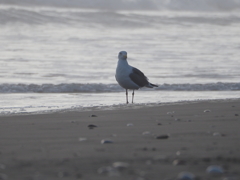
[146,83,158,88]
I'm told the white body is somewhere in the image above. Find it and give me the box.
[115,58,140,90]
[115,51,158,103]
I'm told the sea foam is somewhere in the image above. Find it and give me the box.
[0,83,239,93]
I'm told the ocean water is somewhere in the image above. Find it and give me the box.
[0,0,240,115]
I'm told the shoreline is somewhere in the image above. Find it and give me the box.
[1,97,240,117]
[1,91,239,116]
[0,98,240,179]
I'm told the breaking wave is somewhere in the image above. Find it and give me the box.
[0,83,239,93]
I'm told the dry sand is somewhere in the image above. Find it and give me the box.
[0,99,240,180]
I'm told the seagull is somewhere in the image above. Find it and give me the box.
[115,51,158,104]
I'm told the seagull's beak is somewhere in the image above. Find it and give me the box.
[123,55,127,59]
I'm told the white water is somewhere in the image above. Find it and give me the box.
[0,1,239,115]
[1,91,239,115]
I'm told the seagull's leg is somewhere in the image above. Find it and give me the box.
[132,90,134,103]
[126,89,129,104]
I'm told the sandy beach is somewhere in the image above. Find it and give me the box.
[0,99,240,180]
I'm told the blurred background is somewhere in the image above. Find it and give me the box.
[1,0,240,11]
[0,0,239,114]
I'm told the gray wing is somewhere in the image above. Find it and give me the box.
[129,67,149,87]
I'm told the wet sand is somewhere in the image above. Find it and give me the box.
[0,99,240,180]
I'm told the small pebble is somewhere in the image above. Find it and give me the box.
[206,165,224,174]
[112,162,129,169]
[78,137,87,142]
[177,171,195,180]
[235,114,239,116]
[142,131,151,135]
[167,111,175,115]
[88,124,97,129]
[90,115,97,117]
[127,123,133,127]
[142,147,148,151]
[176,151,181,156]
[173,159,186,166]
[204,109,211,113]
[213,132,222,136]
[157,123,162,125]
[101,139,114,144]
[156,135,169,139]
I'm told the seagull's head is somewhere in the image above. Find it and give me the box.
[118,51,127,60]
